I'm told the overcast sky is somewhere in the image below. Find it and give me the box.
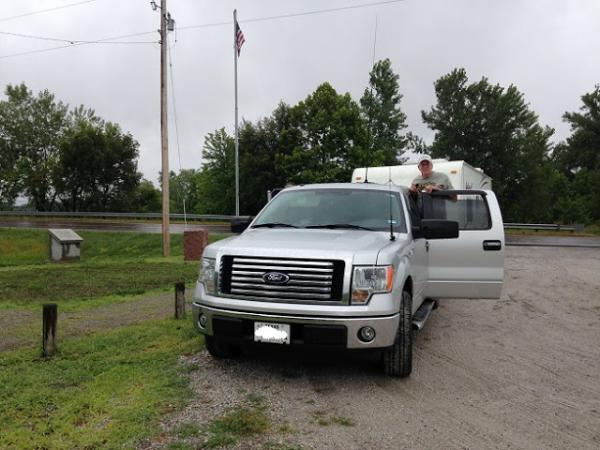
[2,0,599,183]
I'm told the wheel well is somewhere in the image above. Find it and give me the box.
[403,276,413,296]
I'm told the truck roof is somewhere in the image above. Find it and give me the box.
[283,182,409,194]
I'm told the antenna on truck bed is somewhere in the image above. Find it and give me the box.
[388,167,395,241]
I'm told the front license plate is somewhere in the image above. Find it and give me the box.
[254,322,291,345]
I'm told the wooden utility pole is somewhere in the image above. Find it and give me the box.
[160,0,170,256]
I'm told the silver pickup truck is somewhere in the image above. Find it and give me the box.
[192,183,504,377]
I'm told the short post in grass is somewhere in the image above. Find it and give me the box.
[175,282,186,319]
[42,303,58,356]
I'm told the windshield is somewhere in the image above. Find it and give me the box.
[253,188,406,232]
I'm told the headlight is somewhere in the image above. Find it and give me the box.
[199,257,217,295]
[351,265,393,304]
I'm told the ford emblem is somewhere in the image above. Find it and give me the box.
[262,271,290,285]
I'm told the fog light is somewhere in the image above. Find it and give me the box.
[358,326,376,342]
[198,314,207,329]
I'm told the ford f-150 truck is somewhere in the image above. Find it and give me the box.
[192,183,504,377]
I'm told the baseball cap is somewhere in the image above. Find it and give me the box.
[418,154,432,165]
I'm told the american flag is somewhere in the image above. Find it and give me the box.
[235,20,245,56]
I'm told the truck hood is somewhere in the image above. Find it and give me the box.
[207,228,407,265]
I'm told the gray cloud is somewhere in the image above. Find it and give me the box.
[2,0,599,182]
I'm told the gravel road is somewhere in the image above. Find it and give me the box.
[155,245,600,450]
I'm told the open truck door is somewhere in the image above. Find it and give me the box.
[422,190,504,299]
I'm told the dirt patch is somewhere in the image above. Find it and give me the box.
[155,246,600,449]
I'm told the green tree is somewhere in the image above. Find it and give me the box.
[169,169,203,214]
[56,119,141,211]
[421,68,554,221]
[360,59,408,165]
[553,85,600,222]
[131,179,161,213]
[0,83,69,211]
[196,129,235,214]
[0,137,20,208]
[558,85,600,171]
[281,82,369,184]
[239,102,300,214]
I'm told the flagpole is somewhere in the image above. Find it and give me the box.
[233,9,240,217]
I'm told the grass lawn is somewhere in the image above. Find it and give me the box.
[0,228,228,449]
[0,228,228,267]
[0,319,202,450]
[0,261,199,310]
[0,228,228,310]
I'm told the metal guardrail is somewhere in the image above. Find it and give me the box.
[0,211,242,221]
[0,211,584,232]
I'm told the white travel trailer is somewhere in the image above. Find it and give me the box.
[351,160,492,190]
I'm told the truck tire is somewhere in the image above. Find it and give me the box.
[204,336,239,359]
[382,290,413,377]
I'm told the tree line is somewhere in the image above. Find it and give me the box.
[0,84,143,212]
[1,61,599,224]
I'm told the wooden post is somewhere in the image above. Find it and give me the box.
[175,282,185,319]
[160,0,170,257]
[42,303,57,356]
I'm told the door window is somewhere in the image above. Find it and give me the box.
[427,193,491,230]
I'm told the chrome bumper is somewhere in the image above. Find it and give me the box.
[192,302,399,349]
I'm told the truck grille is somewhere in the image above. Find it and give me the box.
[219,256,345,303]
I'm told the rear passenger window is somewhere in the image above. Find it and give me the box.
[428,193,491,230]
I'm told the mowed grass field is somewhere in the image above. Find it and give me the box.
[0,228,226,310]
[0,228,227,449]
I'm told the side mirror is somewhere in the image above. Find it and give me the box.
[231,216,254,233]
[421,219,459,239]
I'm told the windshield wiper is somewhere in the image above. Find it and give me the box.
[305,223,374,231]
[252,222,298,228]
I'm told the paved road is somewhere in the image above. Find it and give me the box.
[505,234,600,248]
[0,219,231,234]
[2,219,600,247]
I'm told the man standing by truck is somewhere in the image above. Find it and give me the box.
[409,154,454,192]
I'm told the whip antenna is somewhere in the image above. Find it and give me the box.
[388,166,395,241]
[364,13,378,184]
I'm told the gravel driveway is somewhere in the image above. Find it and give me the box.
[158,246,600,450]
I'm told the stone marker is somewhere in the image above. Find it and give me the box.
[48,228,83,262]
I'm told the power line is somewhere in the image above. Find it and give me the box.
[233,0,405,25]
[0,30,158,59]
[167,39,187,227]
[0,0,404,60]
[0,0,100,23]
[176,0,405,31]
[0,30,156,45]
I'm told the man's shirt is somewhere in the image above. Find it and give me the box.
[412,171,453,190]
